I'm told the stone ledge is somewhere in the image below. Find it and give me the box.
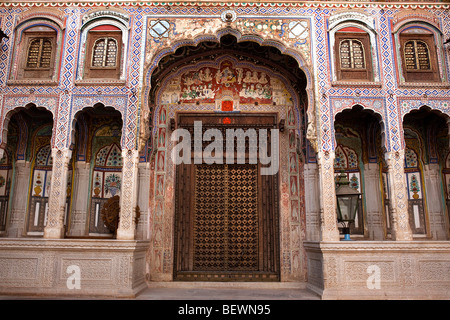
[0,238,149,250]
[304,240,450,252]
[0,239,150,298]
[304,241,450,300]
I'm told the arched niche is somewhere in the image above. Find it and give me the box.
[334,105,386,240]
[403,105,450,239]
[67,103,123,238]
[143,33,310,282]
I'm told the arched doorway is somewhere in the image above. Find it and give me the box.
[0,105,54,237]
[403,106,449,239]
[67,104,123,237]
[334,105,385,240]
[146,34,309,282]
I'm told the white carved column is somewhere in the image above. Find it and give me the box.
[136,162,150,240]
[384,150,413,241]
[7,160,31,237]
[67,161,90,237]
[305,162,320,241]
[317,151,340,241]
[423,163,446,240]
[364,163,384,240]
[44,148,72,239]
[116,149,139,240]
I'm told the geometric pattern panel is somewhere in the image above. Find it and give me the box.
[194,164,258,272]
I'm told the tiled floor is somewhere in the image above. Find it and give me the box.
[0,282,321,300]
[136,287,320,300]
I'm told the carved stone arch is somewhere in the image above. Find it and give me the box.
[328,10,376,33]
[77,9,130,81]
[402,105,450,162]
[15,8,65,32]
[140,27,315,154]
[392,13,443,36]
[81,7,130,26]
[144,27,311,281]
[69,103,123,162]
[143,27,314,96]
[333,104,386,154]
[0,103,54,152]
[401,104,450,124]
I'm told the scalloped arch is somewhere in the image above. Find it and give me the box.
[0,104,54,151]
[333,104,386,153]
[143,27,313,102]
[140,27,316,153]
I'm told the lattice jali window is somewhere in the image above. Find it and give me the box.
[399,33,439,82]
[92,37,118,68]
[83,26,122,79]
[404,40,431,71]
[339,39,365,69]
[26,38,52,69]
[334,32,372,81]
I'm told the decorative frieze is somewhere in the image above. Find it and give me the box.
[305,241,450,299]
[0,239,149,297]
[0,0,448,298]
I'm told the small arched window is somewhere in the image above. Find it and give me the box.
[84,25,122,79]
[399,30,440,82]
[91,37,118,68]
[403,40,431,71]
[339,39,365,69]
[334,29,373,81]
[26,38,53,69]
[19,25,57,80]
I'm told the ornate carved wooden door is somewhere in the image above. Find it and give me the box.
[173,113,280,281]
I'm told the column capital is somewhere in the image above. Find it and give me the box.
[51,147,72,161]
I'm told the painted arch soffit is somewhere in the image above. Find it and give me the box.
[155,55,299,108]
[139,16,318,153]
[142,19,314,102]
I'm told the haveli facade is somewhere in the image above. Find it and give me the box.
[0,0,449,299]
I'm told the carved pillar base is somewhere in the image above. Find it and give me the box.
[43,226,65,239]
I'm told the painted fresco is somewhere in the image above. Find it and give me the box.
[160,60,293,110]
[88,122,123,235]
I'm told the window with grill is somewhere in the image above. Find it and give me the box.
[400,33,439,82]
[335,32,372,81]
[404,40,431,71]
[17,27,57,80]
[26,38,53,69]
[91,38,118,68]
[84,26,122,80]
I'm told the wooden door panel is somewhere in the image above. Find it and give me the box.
[173,113,280,281]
